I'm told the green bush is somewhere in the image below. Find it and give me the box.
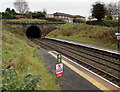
[2,67,40,90]
[45,18,63,22]
[73,19,84,23]
[86,21,119,27]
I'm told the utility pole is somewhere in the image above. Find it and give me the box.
[115,1,120,53]
[118,1,120,52]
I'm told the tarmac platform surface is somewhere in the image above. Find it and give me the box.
[36,50,119,91]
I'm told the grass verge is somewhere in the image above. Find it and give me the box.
[2,23,60,90]
[3,19,64,24]
[4,19,48,22]
[47,23,118,49]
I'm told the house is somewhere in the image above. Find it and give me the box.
[53,12,73,22]
[45,14,54,18]
[14,15,32,19]
[46,12,85,22]
[72,15,85,20]
[14,15,25,18]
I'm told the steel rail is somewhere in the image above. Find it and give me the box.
[31,38,120,86]
[43,38,120,66]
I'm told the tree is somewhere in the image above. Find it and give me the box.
[11,9,16,15]
[14,0,29,14]
[5,8,16,15]
[3,12,12,19]
[42,9,47,15]
[2,8,16,19]
[32,11,46,19]
[91,2,106,21]
[5,8,11,13]
[106,2,118,20]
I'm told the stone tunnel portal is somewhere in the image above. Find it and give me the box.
[26,26,41,38]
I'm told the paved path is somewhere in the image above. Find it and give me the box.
[36,50,102,91]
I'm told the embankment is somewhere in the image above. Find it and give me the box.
[2,23,60,90]
[47,23,118,49]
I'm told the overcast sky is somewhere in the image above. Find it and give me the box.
[0,0,119,18]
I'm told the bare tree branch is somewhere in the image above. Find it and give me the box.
[106,2,118,19]
[14,0,29,14]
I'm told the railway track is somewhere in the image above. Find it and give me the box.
[31,38,120,86]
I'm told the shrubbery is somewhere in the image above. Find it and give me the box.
[2,67,40,90]
[73,19,84,23]
[45,18,63,22]
[86,21,119,27]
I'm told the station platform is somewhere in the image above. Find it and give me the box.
[36,50,120,91]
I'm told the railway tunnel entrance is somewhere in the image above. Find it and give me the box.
[26,26,41,38]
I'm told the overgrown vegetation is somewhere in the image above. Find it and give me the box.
[47,23,118,49]
[2,67,40,90]
[2,23,60,90]
[86,20,119,27]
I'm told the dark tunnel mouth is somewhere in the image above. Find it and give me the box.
[26,26,41,39]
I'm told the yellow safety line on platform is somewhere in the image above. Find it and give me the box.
[48,51,110,91]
